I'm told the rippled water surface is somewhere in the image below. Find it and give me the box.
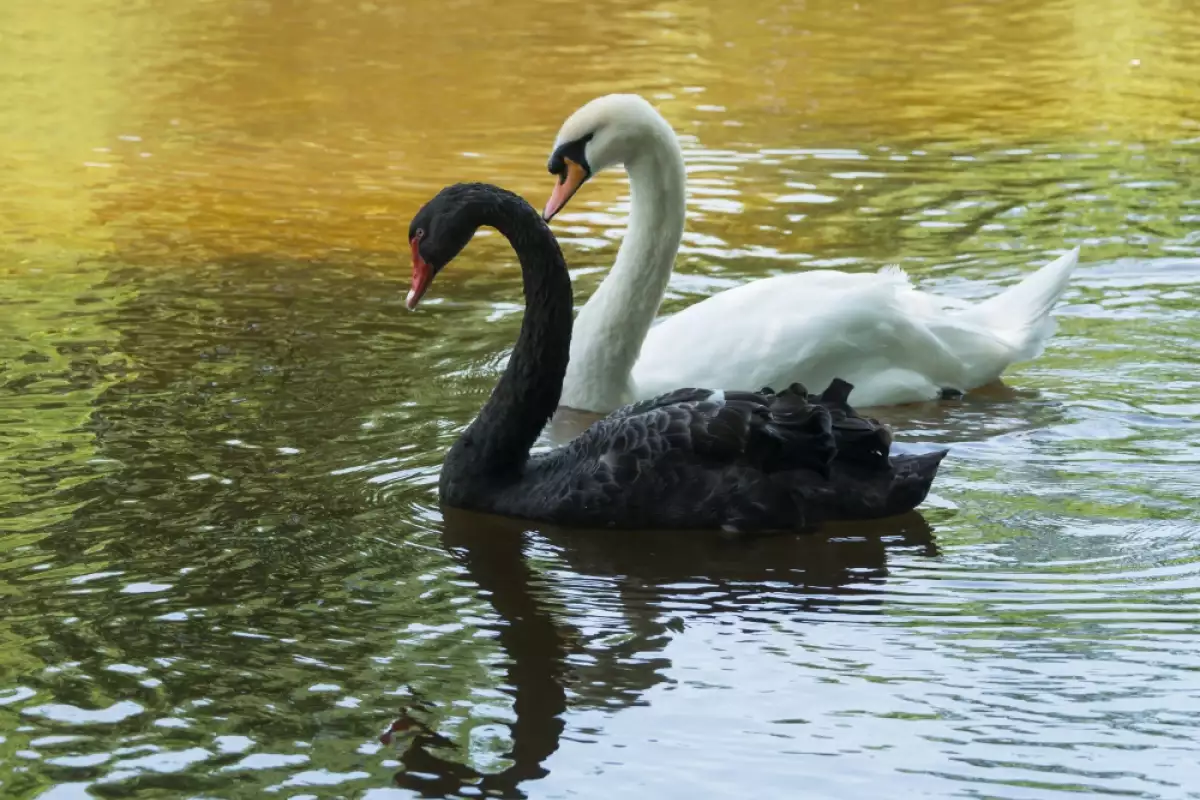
[3,0,1200,797]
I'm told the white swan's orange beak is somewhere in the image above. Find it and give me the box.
[407,235,432,311]
[543,158,588,222]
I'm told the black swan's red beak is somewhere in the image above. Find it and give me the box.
[407,236,432,311]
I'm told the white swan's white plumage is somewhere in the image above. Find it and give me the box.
[548,94,1080,412]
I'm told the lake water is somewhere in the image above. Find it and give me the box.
[2,0,1199,797]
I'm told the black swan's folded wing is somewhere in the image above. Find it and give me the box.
[568,385,840,480]
[531,380,936,529]
[783,378,893,471]
[606,387,718,419]
[573,379,894,481]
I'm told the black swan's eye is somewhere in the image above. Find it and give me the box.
[414,228,425,240]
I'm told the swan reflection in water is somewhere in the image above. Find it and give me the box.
[382,509,938,797]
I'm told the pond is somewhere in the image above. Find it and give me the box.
[2,0,1199,797]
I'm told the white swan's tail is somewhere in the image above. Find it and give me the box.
[968,247,1080,362]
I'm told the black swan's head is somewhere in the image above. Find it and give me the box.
[406,183,495,311]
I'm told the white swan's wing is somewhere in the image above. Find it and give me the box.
[630,270,959,405]
[628,249,1081,409]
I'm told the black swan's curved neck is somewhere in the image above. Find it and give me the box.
[443,190,573,494]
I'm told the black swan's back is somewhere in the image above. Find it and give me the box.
[485,380,947,532]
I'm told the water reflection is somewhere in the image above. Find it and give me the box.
[383,510,936,796]
[0,248,1196,797]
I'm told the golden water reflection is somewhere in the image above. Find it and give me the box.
[2,0,1197,265]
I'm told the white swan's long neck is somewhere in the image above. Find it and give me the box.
[560,121,687,413]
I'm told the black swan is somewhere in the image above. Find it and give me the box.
[406,183,948,532]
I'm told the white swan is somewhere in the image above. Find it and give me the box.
[542,94,1079,414]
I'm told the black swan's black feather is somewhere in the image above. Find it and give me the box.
[408,183,947,532]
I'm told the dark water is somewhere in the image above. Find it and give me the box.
[3,0,1200,797]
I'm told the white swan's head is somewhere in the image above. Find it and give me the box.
[543,94,667,221]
